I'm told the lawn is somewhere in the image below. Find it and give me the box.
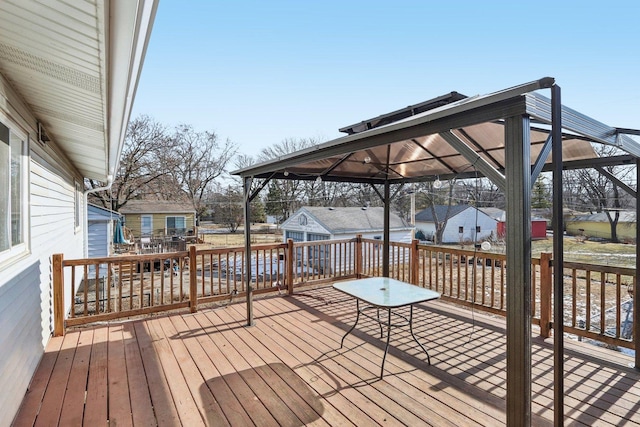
[532,236,636,268]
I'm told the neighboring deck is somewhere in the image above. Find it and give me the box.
[14,286,640,426]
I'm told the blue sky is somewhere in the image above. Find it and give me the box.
[132,1,640,157]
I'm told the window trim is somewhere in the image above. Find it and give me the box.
[140,214,153,237]
[0,115,29,266]
[74,181,82,232]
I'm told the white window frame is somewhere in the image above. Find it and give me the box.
[74,181,82,232]
[0,114,29,267]
[140,215,153,237]
[165,215,186,232]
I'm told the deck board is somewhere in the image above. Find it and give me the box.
[254,293,466,426]
[13,336,64,427]
[13,285,640,426]
[58,329,93,426]
[34,331,79,427]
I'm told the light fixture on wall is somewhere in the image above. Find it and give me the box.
[283,170,289,176]
[433,176,443,189]
[315,176,322,183]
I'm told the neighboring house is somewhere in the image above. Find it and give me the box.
[566,211,636,241]
[480,208,548,240]
[415,205,497,244]
[88,204,121,257]
[0,2,157,425]
[281,206,414,243]
[119,200,196,238]
[87,204,123,277]
[281,206,414,274]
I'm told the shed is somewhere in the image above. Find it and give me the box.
[482,208,548,239]
[415,205,497,244]
[87,204,122,259]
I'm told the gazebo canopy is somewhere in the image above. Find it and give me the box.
[232,77,638,185]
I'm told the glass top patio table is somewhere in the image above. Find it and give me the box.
[333,277,440,308]
[333,277,441,378]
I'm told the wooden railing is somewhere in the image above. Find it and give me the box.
[53,237,636,351]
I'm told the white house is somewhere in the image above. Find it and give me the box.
[415,205,497,244]
[0,2,157,424]
[281,206,414,243]
[281,206,414,274]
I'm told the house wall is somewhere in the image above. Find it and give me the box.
[123,212,195,237]
[0,76,85,426]
[566,220,636,241]
[415,209,497,243]
[88,221,110,258]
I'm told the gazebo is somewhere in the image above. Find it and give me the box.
[232,77,640,426]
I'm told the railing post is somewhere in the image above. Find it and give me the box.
[355,234,362,278]
[286,239,294,295]
[539,252,553,338]
[53,253,65,337]
[411,239,419,285]
[189,245,197,313]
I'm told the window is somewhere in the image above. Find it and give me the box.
[166,216,186,234]
[0,121,26,255]
[285,231,304,242]
[141,215,153,236]
[74,182,82,229]
[458,226,464,234]
[476,226,481,233]
[298,214,307,226]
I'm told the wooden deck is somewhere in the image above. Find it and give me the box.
[14,285,640,426]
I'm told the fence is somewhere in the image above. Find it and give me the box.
[53,237,636,350]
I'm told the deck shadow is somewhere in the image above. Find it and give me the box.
[201,362,324,426]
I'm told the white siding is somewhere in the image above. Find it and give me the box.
[0,137,84,424]
[88,221,110,258]
[415,209,497,244]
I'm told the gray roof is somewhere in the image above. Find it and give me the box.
[567,211,636,223]
[287,206,411,234]
[415,205,472,222]
[88,203,122,221]
[119,200,195,215]
[479,207,506,221]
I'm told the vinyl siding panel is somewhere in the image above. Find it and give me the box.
[415,209,497,244]
[0,143,84,426]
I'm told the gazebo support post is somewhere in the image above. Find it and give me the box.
[551,83,565,426]
[635,158,640,369]
[243,176,254,326]
[383,179,390,277]
[505,114,532,427]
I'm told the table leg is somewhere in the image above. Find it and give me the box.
[409,304,431,365]
[376,308,383,338]
[340,299,361,348]
[380,307,392,379]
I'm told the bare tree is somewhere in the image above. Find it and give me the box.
[565,144,636,242]
[260,138,319,222]
[86,115,170,211]
[169,124,237,222]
